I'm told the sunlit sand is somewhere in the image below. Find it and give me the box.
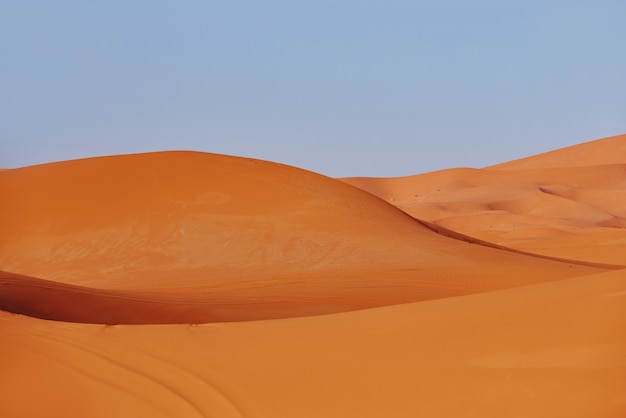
[1,135,625,417]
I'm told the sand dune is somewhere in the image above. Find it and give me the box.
[0,151,604,322]
[489,133,626,169]
[1,135,625,417]
[1,268,624,417]
[343,135,626,264]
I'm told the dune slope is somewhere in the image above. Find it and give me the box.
[1,268,624,418]
[343,135,626,264]
[0,151,604,322]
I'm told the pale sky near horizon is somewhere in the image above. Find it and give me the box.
[2,1,625,177]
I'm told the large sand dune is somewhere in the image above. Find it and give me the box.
[1,151,604,322]
[1,135,625,416]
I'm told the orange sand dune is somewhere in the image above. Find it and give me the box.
[0,152,604,322]
[1,135,626,417]
[1,268,624,417]
[489,133,626,169]
[343,135,626,264]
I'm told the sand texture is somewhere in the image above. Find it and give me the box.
[1,135,625,417]
[343,134,626,265]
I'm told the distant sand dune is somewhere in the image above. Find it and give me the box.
[342,135,626,264]
[489,133,626,169]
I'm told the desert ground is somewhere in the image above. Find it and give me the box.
[1,134,625,417]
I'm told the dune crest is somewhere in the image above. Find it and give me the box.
[489,133,626,169]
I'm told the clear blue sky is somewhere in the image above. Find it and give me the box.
[2,1,625,177]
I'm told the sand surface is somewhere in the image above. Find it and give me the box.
[342,134,626,265]
[1,135,625,416]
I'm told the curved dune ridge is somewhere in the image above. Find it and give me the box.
[343,134,626,265]
[0,151,606,323]
[1,135,625,417]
